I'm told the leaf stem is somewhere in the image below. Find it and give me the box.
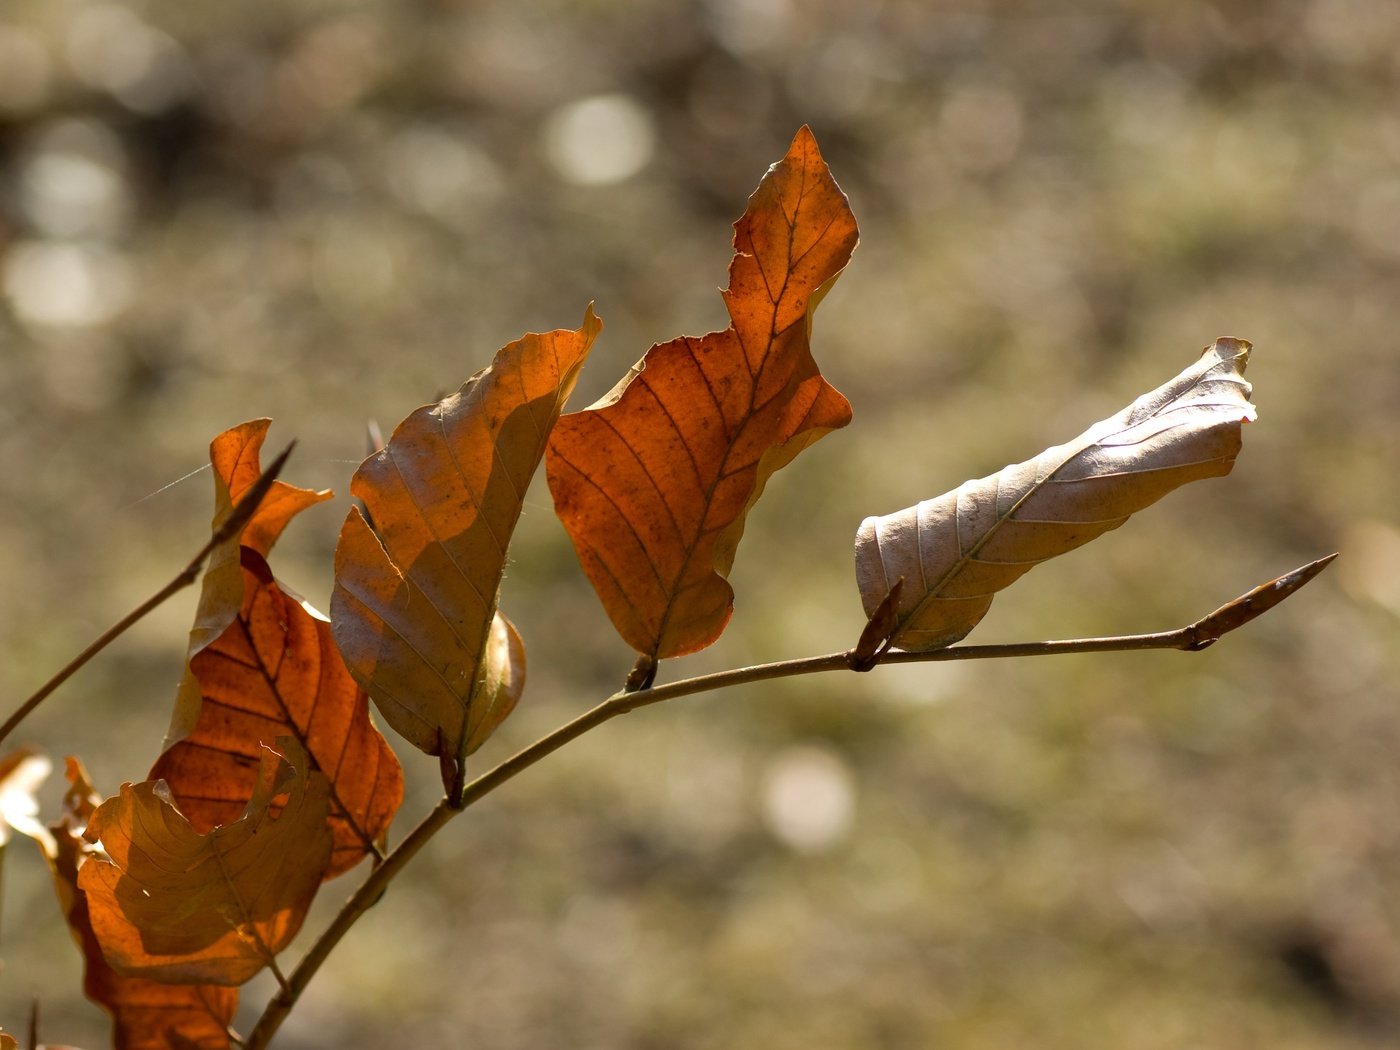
[0,445,293,749]
[246,553,1334,1048]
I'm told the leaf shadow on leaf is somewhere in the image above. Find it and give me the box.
[79,741,331,986]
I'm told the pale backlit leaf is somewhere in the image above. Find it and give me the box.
[855,338,1256,651]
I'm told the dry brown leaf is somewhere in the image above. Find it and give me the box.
[167,420,331,749]
[331,307,600,763]
[151,549,403,879]
[855,338,1255,651]
[79,739,331,986]
[546,126,857,659]
[17,758,238,1050]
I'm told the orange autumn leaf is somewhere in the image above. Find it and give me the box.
[150,549,403,879]
[167,420,331,750]
[79,740,331,986]
[25,757,237,1050]
[546,126,857,659]
[332,307,599,765]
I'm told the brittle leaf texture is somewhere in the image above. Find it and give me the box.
[331,307,600,760]
[31,758,237,1050]
[78,739,332,986]
[151,549,403,880]
[546,126,857,659]
[855,338,1256,652]
[166,420,332,750]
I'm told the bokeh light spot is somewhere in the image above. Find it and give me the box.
[3,241,133,328]
[65,3,193,114]
[19,133,131,241]
[542,94,656,186]
[760,743,856,854]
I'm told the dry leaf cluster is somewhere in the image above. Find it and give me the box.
[0,129,1312,1050]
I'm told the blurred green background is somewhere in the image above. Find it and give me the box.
[1,0,1396,1047]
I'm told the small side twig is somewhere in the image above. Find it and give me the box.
[245,553,1335,1049]
[245,798,457,1049]
[0,445,294,749]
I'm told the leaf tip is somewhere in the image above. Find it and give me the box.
[1206,335,1252,368]
[582,300,603,335]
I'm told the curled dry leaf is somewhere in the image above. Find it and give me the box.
[151,549,403,879]
[79,739,331,986]
[332,307,600,763]
[855,338,1256,651]
[26,758,238,1050]
[546,126,858,659]
[167,420,332,750]
[462,608,526,756]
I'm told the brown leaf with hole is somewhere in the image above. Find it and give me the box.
[151,549,403,879]
[18,757,238,1050]
[546,127,857,659]
[167,420,332,750]
[78,739,331,986]
[331,307,600,761]
[855,338,1256,651]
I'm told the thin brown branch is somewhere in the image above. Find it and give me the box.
[245,798,456,1049]
[0,444,294,749]
[246,553,1334,1047]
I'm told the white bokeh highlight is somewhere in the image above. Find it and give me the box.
[760,743,857,854]
[541,94,656,186]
